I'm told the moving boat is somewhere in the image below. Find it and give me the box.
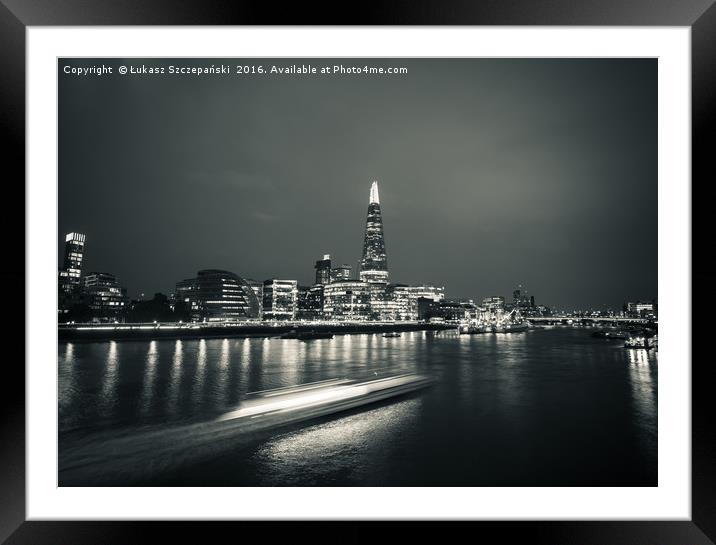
[217,372,435,424]
[382,332,402,338]
[59,373,435,485]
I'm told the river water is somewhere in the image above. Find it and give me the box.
[58,327,657,486]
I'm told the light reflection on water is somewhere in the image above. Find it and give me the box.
[99,341,118,417]
[166,339,184,414]
[58,343,76,414]
[250,397,422,486]
[58,328,658,486]
[191,338,207,408]
[140,341,158,416]
[626,348,658,454]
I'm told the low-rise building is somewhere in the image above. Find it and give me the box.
[323,280,371,321]
[175,269,261,322]
[82,272,128,320]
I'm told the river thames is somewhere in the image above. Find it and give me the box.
[58,327,657,486]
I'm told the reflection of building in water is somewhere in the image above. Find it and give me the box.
[100,341,119,416]
[627,348,651,366]
[626,348,657,437]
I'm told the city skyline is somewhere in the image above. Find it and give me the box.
[58,179,654,314]
[59,58,657,309]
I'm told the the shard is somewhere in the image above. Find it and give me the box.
[359,180,389,284]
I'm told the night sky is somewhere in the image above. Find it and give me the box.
[59,58,657,310]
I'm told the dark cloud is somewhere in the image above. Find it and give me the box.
[59,58,657,309]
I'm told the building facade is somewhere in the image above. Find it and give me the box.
[262,279,298,320]
[512,285,532,311]
[296,285,325,321]
[331,264,352,282]
[58,232,86,312]
[175,269,261,322]
[244,278,264,318]
[627,301,656,318]
[391,284,445,320]
[82,271,128,320]
[314,255,332,285]
[323,280,371,321]
[482,296,505,312]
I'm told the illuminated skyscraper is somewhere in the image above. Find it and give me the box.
[61,232,86,288]
[314,254,332,285]
[58,232,86,312]
[359,180,389,284]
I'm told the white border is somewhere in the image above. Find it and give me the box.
[27,27,691,520]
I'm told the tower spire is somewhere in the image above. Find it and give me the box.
[369,180,380,204]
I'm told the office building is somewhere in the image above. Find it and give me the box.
[263,279,298,320]
[314,255,332,285]
[392,284,445,320]
[482,296,505,312]
[82,271,128,320]
[245,278,264,318]
[296,284,324,321]
[175,269,261,322]
[323,280,371,321]
[331,264,352,282]
[58,232,86,311]
[627,301,656,318]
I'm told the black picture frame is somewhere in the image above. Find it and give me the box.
[2,1,710,543]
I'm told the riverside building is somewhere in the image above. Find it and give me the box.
[175,269,261,322]
[82,272,128,320]
[58,232,86,312]
[262,279,298,320]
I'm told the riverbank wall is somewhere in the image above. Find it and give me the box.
[58,321,453,342]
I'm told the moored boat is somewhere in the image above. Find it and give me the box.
[297,330,334,341]
[458,324,488,334]
[624,335,657,349]
[494,321,529,333]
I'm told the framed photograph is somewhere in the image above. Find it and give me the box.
[3,1,711,543]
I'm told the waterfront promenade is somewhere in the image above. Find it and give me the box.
[58,320,452,342]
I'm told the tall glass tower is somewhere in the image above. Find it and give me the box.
[359,180,389,284]
[61,232,86,288]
